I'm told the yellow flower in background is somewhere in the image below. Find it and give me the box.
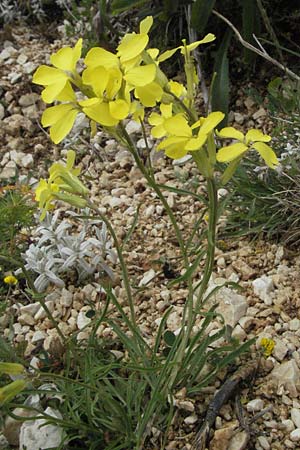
[216,127,278,169]
[32,38,82,103]
[35,151,89,220]
[0,380,27,406]
[35,179,60,220]
[3,275,18,285]
[260,337,275,357]
[156,111,224,159]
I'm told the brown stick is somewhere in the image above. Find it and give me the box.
[212,9,300,82]
[193,360,258,450]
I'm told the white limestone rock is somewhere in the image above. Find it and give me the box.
[252,275,274,304]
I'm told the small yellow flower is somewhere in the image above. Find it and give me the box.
[3,275,18,285]
[217,127,278,169]
[260,337,275,357]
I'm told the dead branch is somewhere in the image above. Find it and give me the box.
[212,9,300,83]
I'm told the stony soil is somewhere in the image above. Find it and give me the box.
[1,23,300,450]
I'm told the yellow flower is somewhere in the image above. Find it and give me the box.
[157,111,224,159]
[32,38,82,103]
[260,337,275,357]
[216,127,278,169]
[0,362,25,375]
[3,275,18,285]
[35,151,89,220]
[149,103,174,138]
[35,179,60,220]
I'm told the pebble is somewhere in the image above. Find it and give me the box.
[246,398,264,412]
[77,311,92,330]
[290,428,300,442]
[257,435,270,450]
[138,269,156,287]
[252,275,274,304]
[0,103,4,120]
[0,161,17,179]
[184,414,198,425]
[291,408,300,428]
[290,319,300,331]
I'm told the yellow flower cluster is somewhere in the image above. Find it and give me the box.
[260,337,275,357]
[3,275,18,285]
[32,16,278,178]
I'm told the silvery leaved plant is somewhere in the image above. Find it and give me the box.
[17,211,116,292]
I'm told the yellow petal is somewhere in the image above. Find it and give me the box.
[117,33,149,62]
[185,134,207,151]
[157,136,189,150]
[83,101,119,127]
[139,16,153,34]
[168,80,186,97]
[32,66,67,85]
[41,79,68,103]
[252,142,278,168]
[134,82,163,107]
[50,108,79,144]
[199,111,225,134]
[160,103,172,118]
[79,97,100,107]
[42,103,76,127]
[147,48,159,60]
[148,112,162,126]
[55,81,76,102]
[82,66,109,97]
[217,143,248,163]
[218,127,244,141]
[158,47,180,63]
[106,67,123,98]
[66,149,76,170]
[84,47,119,68]
[164,115,192,137]
[109,99,130,120]
[124,64,156,87]
[165,144,188,160]
[151,124,167,138]
[183,33,216,53]
[245,129,271,144]
[50,47,75,71]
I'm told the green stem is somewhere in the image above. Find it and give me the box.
[86,202,137,329]
[194,176,218,313]
[118,123,188,266]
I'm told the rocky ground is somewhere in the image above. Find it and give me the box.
[1,23,300,450]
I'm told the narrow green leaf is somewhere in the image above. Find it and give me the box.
[211,29,232,128]
[111,0,147,14]
[191,0,216,34]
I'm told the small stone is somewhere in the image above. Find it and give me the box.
[290,319,300,331]
[19,302,40,317]
[290,428,300,442]
[253,107,266,120]
[271,360,300,397]
[291,408,300,428]
[283,419,295,432]
[19,407,64,449]
[77,311,92,330]
[167,307,183,331]
[23,61,36,74]
[231,260,256,280]
[234,112,244,124]
[228,430,249,450]
[17,54,28,64]
[215,288,248,327]
[145,205,155,218]
[252,275,274,304]
[273,338,288,361]
[31,331,46,343]
[172,154,192,165]
[257,436,270,450]
[0,103,4,120]
[125,120,141,134]
[138,269,156,287]
[175,400,194,412]
[60,288,73,307]
[246,399,264,412]
[184,414,198,425]
[20,153,34,168]
[217,257,226,268]
[18,313,36,326]
[210,421,238,450]
[18,93,39,107]
[8,72,22,84]
[0,161,16,179]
